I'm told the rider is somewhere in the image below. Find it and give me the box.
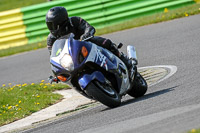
[46,6,135,81]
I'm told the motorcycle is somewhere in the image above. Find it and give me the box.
[49,34,148,108]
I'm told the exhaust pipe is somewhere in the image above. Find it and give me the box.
[127,45,138,65]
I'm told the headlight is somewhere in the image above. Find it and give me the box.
[60,54,74,71]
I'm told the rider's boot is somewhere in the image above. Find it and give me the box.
[110,43,137,81]
[120,53,137,82]
[120,53,132,70]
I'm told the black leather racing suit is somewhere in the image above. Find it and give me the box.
[47,16,120,56]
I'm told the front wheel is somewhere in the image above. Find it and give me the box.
[85,81,121,108]
[128,72,148,98]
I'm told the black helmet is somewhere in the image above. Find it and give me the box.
[46,6,69,36]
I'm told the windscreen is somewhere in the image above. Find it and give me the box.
[50,33,74,58]
[51,39,66,58]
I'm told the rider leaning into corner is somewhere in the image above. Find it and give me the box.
[46,6,137,82]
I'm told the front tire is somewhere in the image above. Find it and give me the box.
[85,81,121,108]
[128,72,148,98]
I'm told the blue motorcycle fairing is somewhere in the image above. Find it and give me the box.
[50,38,71,75]
[50,57,69,75]
[69,37,118,72]
[69,38,92,69]
[78,71,106,89]
[93,46,118,71]
[94,46,124,88]
[50,36,127,92]
[72,41,124,90]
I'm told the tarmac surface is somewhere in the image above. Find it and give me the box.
[0,65,176,132]
[0,14,200,133]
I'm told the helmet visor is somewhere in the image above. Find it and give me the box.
[46,22,59,30]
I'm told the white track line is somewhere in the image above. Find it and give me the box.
[138,65,177,87]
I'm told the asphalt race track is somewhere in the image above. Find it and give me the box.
[1,14,200,133]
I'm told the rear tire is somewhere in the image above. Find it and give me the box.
[85,81,121,108]
[128,72,148,98]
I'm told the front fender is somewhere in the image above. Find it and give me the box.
[78,71,105,89]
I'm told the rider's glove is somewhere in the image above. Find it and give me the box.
[48,76,59,84]
[80,33,90,41]
[81,29,95,41]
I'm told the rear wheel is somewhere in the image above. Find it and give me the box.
[128,72,148,98]
[85,80,121,108]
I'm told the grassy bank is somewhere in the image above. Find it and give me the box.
[0,41,47,58]
[0,81,70,126]
[96,3,200,35]
[0,0,46,12]
[0,3,200,58]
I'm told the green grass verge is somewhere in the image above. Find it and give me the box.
[96,3,200,35]
[0,41,47,57]
[188,128,200,133]
[0,0,46,12]
[0,3,200,58]
[0,81,70,126]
